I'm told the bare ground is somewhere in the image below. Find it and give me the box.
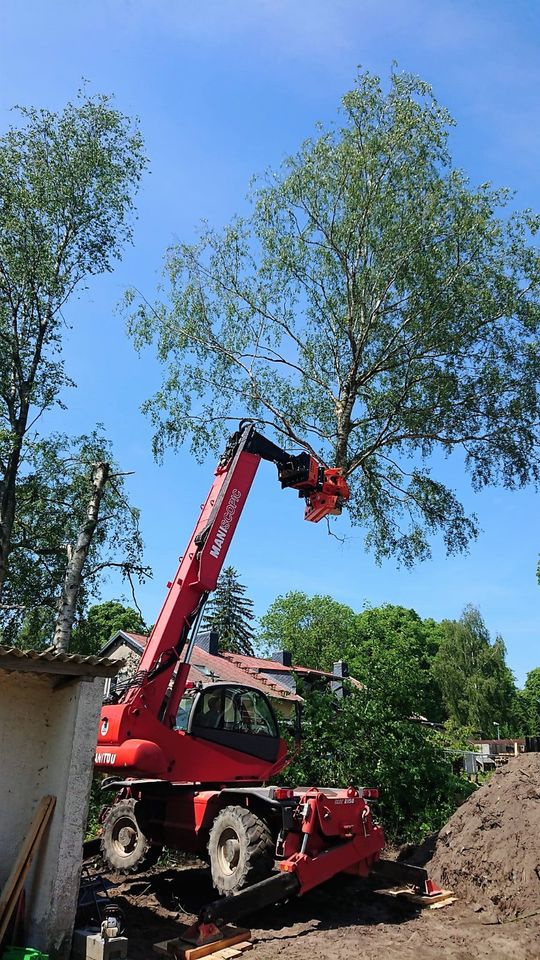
[102,861,539,960]
[95,756,540,960]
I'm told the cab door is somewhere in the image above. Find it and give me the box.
[188,684,281,762]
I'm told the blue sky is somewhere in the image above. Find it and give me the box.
[1,0,539,684]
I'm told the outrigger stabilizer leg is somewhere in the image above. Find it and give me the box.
[182,859,445,947]
[181,872,301,946]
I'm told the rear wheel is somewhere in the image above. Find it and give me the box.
[101,798,163,872]
[208,805,275,896]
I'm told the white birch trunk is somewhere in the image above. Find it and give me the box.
[53,462,110,653]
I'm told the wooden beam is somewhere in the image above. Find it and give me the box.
[154,927,252,960]
[0,795,56,946]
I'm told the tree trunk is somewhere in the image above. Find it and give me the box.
[0,436,25,598]
[335,390,356,469]
[53,462,110,653]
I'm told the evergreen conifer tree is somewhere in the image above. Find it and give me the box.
[203,566,255,655]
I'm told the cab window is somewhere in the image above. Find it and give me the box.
[175,691,195,731]
[192,686,278,738]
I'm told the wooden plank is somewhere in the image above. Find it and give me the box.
[0,796,53,919]
[0,795,56,936]
[398,888,454,906]
[427,897,458,910]
[154,927,251,960]
[376,886,456,908]
[177,935,250,960]
[0,795,56,945]
[156,943,252,960]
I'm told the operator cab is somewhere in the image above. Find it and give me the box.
[176,682,281,762]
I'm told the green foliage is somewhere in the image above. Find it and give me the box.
[258,591,358,670]
[259,593,444,722]
[520,667,540,734]
[128,67,540,566]
[0,88,147,602]
[85,776,103,841]
[432,605,517,735]
[284,684,473,843]
[354,604,444,722]
[432,718,479,752]
[202,566,256,655]
[72,600,148,656]
[2,430,149,647]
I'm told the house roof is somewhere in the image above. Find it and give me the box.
[0,645,121,679]
[473,738,525,746]
[102,631,305,702]
[221,651,339,680]
[186,644,301,701]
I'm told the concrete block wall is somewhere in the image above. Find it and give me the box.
[0,670,105,960]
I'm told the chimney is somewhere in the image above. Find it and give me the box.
[195,630,219,656]
[273,649,292,667]
[331,660,349,698]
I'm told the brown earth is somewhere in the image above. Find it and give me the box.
[409,752,540,919]
[94,754,540,960]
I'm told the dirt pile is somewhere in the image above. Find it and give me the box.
[426,753,540,918]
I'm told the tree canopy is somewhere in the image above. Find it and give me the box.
[432,605,517,735]
[72,600,148,656]
[0,90,146,598]
[258,591,533,733]
[258,591,358,670]
[2,431,149,648]
[128,68,540,566]
[354,604,444,721]
[520,667,540,734]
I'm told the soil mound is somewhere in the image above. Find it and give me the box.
[426,753,540,918]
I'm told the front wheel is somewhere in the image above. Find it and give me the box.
[208,805,275,896]
[101,798,163,872]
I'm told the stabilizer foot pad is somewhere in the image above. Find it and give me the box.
[154,926,252,960]
[376,887,456,909]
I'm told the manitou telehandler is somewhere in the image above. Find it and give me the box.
[95,422,437,928]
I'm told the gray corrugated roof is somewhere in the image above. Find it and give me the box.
[0,645,121,679]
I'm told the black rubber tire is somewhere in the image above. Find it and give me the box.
[207,805,275,896]
[100,798,163,873]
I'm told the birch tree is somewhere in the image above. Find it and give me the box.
[127,69,540,565]
[0,91,146,596]
[1,431,149,651]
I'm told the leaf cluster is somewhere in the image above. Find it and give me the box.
[0,91,147,447]
[2,430,150,646]
[282,683,473,843]
[259,591,534,740]
[72,599,148,656]
[127,68,540,565]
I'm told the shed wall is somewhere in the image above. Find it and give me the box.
[0,670,104,959]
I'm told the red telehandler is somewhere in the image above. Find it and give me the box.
[95,422,437,934]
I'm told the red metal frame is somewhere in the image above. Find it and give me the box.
[95,423,349,782]
[95,424,392,921]
[278,787,384,893]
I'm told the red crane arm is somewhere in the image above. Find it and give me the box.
[116,423,349,726]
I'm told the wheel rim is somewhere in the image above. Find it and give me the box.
[111,816,139,858]
[216,827,241,876]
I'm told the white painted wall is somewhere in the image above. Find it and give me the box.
[0,670,105,960]
[103,641,140,697]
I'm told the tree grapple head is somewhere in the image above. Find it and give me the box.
[278,452,350,522]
